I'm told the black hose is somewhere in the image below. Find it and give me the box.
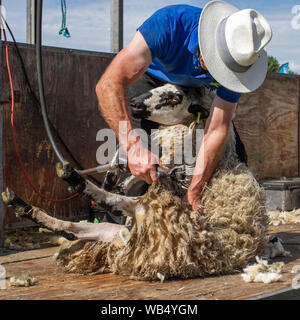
[36,0,65,164]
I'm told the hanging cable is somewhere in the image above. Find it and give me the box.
[59,0,71,38]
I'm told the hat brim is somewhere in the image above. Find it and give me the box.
[198,0,268,93]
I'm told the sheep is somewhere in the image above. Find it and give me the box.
[3,84,269,281]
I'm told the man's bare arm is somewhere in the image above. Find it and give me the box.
[95,31,151,149]
[186,95,237,210]
[95,31,161,184]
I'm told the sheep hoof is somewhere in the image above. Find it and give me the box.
[2,187,32,218]
[56,162,86,193]
[2,187,15,205]
[56,161,72,179]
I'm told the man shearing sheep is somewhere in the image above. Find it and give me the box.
[96,1,272,211]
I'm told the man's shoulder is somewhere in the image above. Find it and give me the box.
[153,4,202,18]
[140,4,202,36]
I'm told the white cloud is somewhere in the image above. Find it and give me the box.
[264,10,300,73]
[290,62,300,73]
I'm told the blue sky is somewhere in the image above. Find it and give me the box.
[3,0,300,72]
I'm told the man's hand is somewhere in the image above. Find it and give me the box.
[127,138,163,184]
[183,181,203,211]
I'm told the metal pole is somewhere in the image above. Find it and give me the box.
[0,0,2,41]
[110,0,123,53]
[27,0,36,44]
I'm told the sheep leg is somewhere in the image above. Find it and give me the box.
[84,180,141,217]
[56,162,141,217]
[2,188,124,242]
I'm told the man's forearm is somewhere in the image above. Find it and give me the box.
[96,79,138,153]
[95,31,152,155]
[190,126,229,194]
[185,96,237,210]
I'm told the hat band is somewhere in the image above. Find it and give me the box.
[216,17,251,73]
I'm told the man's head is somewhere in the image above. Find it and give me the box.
[198,1,272,93]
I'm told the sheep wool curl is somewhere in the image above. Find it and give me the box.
[55,117,269,281]
[267,209,300,226]
[241,257,284,284]
[10,274,37,287]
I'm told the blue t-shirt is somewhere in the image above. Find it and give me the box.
[138,5,242,103]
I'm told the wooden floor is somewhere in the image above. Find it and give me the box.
[1,224,300,300]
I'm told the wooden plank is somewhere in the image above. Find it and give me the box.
[0,246,57,265]
[269,224,300,244]
[0,224,300,300]
[235,73,300,180]
[0,251,297,300]
[250,287,300,300]
[1,43,114,228]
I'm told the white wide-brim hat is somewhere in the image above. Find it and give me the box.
[199,1,272,93]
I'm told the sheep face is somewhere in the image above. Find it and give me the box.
[130,84,193,125]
